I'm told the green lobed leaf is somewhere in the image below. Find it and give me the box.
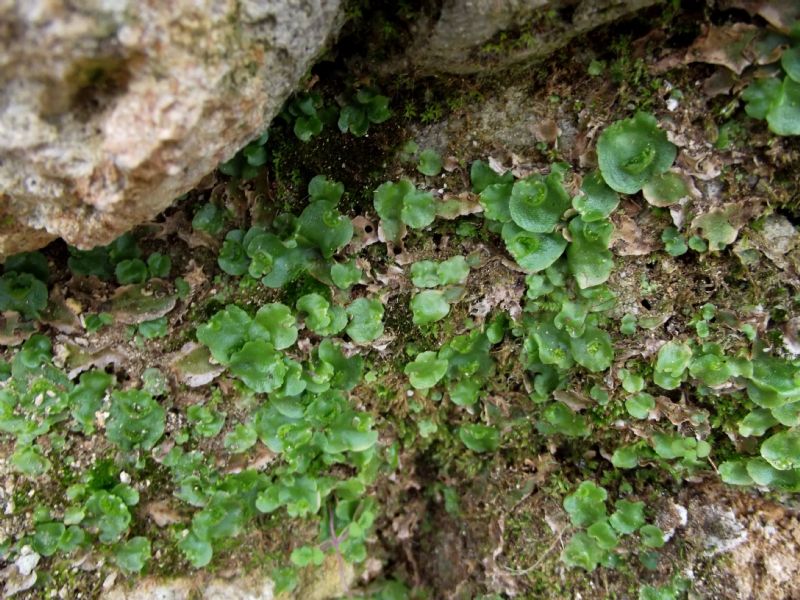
[297,200,353,259]
[609,499,646,534]
[106,389,165,451]
[566,216,614,289]
[470,160,513,193]
[404,351,448,389]
[0,272,48,319]
[569,326,614,372]
[229,341,287,393]
[508,172,570,233]
[417,149,443,176]
[115,536,151,573]
[561,531,605,571]
[196,305,251,364]
[563,481,607,527]
[760,429,800,471]
[501,223,567,273]
[458,423,500,452]
[766,77,800,135]
[597,112,677,194]
[410,290,450,325]
[346,298,385,343]
[249,303,298,350]
[573,171,619,222]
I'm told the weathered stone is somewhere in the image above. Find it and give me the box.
[106,555,354,599]
[0,0,343,258]
[406,0,663,75]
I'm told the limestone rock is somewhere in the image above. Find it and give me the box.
[106,555,354,599]
[407,0,663,74]
[0,0,343,258]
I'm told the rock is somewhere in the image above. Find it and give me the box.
[406,0,664,75]
[107,576,272,600]
[0,0,343,258]
[1,546,39,597]
[107,555,353,599]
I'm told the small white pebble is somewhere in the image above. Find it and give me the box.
[406,390,414,397]
[675,503,688,526]
[119,471,131,484]
[666,98,679,111]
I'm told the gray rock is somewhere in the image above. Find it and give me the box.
[407,0,663,74]
[0,0,343,257]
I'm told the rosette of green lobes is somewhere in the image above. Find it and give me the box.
[230,340,287,393]
[296,293,347,336]
[501,223,567,273]
[218,230,249,276]
[106,389,165,451]
[597,112,677,194]
[374,180,436,241]
[249,303,298,350]
[404,351,448,389]
[653,341,692,390]
[196,305,252,363]
[470,159,514,194]
[566,216,614,289]
[572,171,620,222]
[569,326,614,372]
[245,230,313,288]
[219,131,269,179]
[509,171,570,233]
[338,88,391,137]
[297,200,353,259]
[308,175,344,204]
[0,271,48,319]
[746,353,800,409]
[346,297,384,343]
[289,93,324,142]
[766,77,800,136]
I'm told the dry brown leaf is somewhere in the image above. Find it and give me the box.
[40,287,82,334]
[611,214,660,256]
[104,281,177,325]
[725,0,800,34]
[152,210,189,240]
[436,192,482,219]
[0,311,36,346]
[653,395,711,437]
[177,227,219,251]
[703,68,737,98]
[531,118,560,145]
[169,342,225,387]
[443,155,460,172]
[553,390,591,412]
[182,261,207,293]
[350,216,379,252]
[58,342,127,380]
[685,23,761,74]
[146,501,183,527]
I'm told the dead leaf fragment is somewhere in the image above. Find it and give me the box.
[531,118,561,145]
[725,0,800,34]
[350,216,379,252]
[105,281,177,325]
[169,342,225,387]
[685,23,760,75]
[611,214,659,256]
[146,501,183,527]
[436,192,482,219]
